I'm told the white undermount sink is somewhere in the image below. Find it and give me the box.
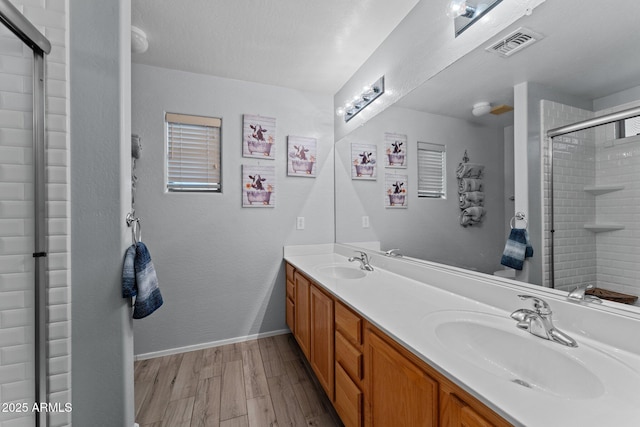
[422,310,640,400]
[314,264,367,280]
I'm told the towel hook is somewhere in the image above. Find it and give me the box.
[510,212,527,229]
[126,212,141,244]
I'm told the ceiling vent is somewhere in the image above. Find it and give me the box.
[486,27,543,57]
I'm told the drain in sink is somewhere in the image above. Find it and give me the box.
[511,378,532,388]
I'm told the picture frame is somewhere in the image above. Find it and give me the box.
[351,142,377,180]
[384,132,407,168]
[385,173,408,208]
[243,114,276,159]
[287,136,317,177]
[242,164,276,208]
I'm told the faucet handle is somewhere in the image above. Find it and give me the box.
[385,248,403,257]
[518,295,552,315]
[568,283,593,298]
[354,250,369,262]
[568,284,603,304]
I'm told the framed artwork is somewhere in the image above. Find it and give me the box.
[243,114,276,159]
[384,132,407,168]
[351,143,377,180]
[242,165,276,207]
[385,173,408,208]
[287,136,317,177]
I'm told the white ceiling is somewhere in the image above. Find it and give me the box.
[396,0,640,126]
[131,0,419,94]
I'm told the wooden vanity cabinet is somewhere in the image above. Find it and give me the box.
[439,383,511,427]
[310,284,335,399]
[285,263,295,332]
[291,268,335,399]
[365,326,439,426]
[334,301,364,427]
[293,270,311,359]
[285,263,511,427]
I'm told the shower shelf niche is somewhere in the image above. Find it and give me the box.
[584,223,625,233]
[583,185,625,196]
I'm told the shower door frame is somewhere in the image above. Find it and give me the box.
[0,1,51,426]
[546,104,640,289]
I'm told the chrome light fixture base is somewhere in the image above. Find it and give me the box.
[344,76,385,122]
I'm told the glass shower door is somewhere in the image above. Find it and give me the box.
[0,23,36,427]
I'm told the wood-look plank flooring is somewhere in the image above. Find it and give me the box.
[135,334,343,427]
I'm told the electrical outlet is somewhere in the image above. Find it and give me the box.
[362,216,370,228]
[296,217,305,230]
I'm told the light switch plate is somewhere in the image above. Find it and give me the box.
[296,217,305,230]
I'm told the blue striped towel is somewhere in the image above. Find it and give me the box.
[122,242,163,319]
[500,228,534,270]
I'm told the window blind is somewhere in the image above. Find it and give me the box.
[166,113,221,192]
[417,142,446,198]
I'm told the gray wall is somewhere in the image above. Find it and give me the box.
[335,106,506,274]
[593,84,640,111]
[70,0,134,426]
[131,64,334,356]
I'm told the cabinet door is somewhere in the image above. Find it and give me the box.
[310,284,334,399]
[444,392,495,427]
[335,362,363,427]
[286,270,295,332]
[366,330,438,427]
[286,294,295,332]
[294,272,310,359]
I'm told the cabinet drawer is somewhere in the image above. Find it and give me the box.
[286,278,295,300]
[334,362,363,427]
[335,301,362,345]
[336,330,363,381]
[286,263,295,283]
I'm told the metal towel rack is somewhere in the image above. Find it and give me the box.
[510,211,527,229]
[126,134,142,244]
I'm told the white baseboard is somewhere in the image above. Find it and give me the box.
[134,328,291,361]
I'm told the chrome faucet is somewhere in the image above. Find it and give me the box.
[510,295,578,348]
[567,284,602,304]
[348,251,374,271]
[385,248,403,257]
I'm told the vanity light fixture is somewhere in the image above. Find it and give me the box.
[339,76,385,122]
[447,0,477,18]
[449,0,503,37]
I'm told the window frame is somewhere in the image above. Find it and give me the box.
[615,116,640,139]
[417,141,446,199]
[165,112,222,193]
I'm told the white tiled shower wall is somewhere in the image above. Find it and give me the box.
[1,1,70,427]
[541,100,596,291]
[0,21,37,427]
[594,103,640,301]
[542,99,640,304]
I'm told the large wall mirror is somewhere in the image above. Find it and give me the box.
[335,0,640,311]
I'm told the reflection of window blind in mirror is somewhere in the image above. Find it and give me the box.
[417,142,446,198]
[616,116,640,139]
[166,113,222,192]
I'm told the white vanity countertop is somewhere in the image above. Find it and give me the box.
[284,245,640,427]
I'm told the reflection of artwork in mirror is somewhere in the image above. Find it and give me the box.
[384,133,407,168]
[242,164,275,207]
[351,143,377,180]
[243,114,276,159]
[287,136,316,177]
[385,173,408,208]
